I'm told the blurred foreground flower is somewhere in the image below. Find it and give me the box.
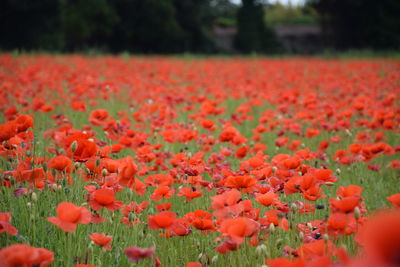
[124,246,155,262]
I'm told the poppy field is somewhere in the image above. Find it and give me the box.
[0,55,400,267]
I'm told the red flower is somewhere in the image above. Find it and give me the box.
[220,217,259,244]
[89,233,112,251]
[0,244,54,267]
[356,210,400,266]
[0,212,18,235]
[177,187,202,201]
[387,193,400,208]
[124,246,155,262]
[88,188,122,211]
[47,202,91,232]
[148,211,176,230]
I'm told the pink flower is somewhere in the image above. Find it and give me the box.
[124,246,155,262]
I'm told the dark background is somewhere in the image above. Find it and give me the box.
[0,0,399,54]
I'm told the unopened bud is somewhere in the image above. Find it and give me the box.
[128,212,135,222]
[255,244,267,256]
[335,168,341,175]
[74,162,80,169]
[272,166,278,173]
[269,223,275,232]
[95,158,101,167]
[71,141,78,153]
[57,185,62,192]
[325,182,334,186]
[211,255,218,263]
[198,252,208,265]
[102,169,108,177]
[291,203,298,211]
[31,192,38,202]
[307,222,313,231]
[354,206,361,220]
[42,162,47,172]
[27,202,32,208]
[88,138,94,142]
[51,184,58,191]
[345,129,352,137]
[323,234,329,242]
[299,231,304,240]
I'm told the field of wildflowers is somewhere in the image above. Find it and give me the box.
[0,55,399,267]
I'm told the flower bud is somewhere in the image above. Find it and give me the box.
[307,222,313,231]
[269,223,275,232]
[255,244,267,256]
[198,252,208,265]
[211,255,218,264]
[42,162,47,172]
[354,206,361,220]
[272,166,278,173]
[128,212,135,222]
[31,192,38,202]
[335,168,341,175]
[102,169,108,177]
[74,162,80,169]
[323,234,329,242]
[299,231,304,240]
[51,184,58,191]
[71,141,78,153]
[95,158,101,167]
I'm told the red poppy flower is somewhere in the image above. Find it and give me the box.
[150,185,175,201]
[177,187,202,201]
[330,196,360,213]
[266,257,305,267]
[88,188,122,211]
[220,217,259,244]
[387,193,400,208]
[356,210,400,266]
[47,155,73,172]
[0,244,54,267]
[148,211,177,230]
[89,109,109,126]
[0,212,18,235]
[89,233,112,251]
[124,246,155,262]
[47,202,91,232]
[224,175,257,193]
[255,192,278,207]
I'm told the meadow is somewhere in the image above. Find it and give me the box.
[0,54,399,267]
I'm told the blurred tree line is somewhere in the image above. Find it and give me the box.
[309,0,400,50]
[0,0,399,54]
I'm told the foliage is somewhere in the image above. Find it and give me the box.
[309,0,400,50]
[234,0,282,54]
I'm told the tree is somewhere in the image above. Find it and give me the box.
[234,0,281,54]
[310,0,400,50]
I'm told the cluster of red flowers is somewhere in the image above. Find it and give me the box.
[0,55,399,266]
